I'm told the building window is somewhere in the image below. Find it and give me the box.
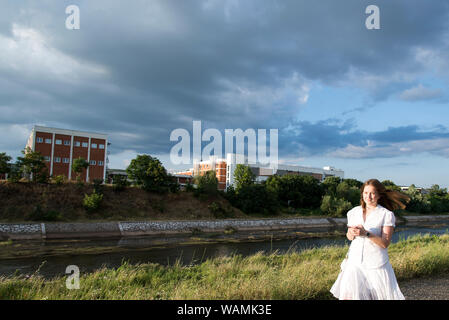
[89,160,96,165]
[55,139,62,145]
[75,141,81,147]
[45,138,52,144]
[99,144,105,149]
[82,142,88,148]
[98,161,104,166]
[36,137,43,143]
[54,157,61,163]
[64,140,71,146]
[44,156,50,162]
[91,143,97,149]
[63,158,70,163]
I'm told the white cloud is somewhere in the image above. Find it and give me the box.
[0,123,32,159]
[107,149,138,170]
[328,138,449,159]
[0,24,108,83]
[399,84,442,102]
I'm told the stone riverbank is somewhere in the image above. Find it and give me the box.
[0,215,448,240]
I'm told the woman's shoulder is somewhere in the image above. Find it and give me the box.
[377,204,394,216]
[347,205,362,217]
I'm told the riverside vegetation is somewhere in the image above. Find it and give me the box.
[0,234,447,299]
[1,151,448,222]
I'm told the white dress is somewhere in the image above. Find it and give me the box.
[330,205,405,300]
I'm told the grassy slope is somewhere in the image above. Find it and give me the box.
[0,234,448,300]
[0,181,247,222]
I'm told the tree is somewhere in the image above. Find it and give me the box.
[336,181,361,206]
[126,154,171,193]
[16,147,48,183]
[266,174,323,209]
[195,170,218,195]
[403,185,431,214]
[231,184,278,215]
[322,176,342,196]
[72,157,89,181]
[428,184,447,198]
[233,164,256,191]
[427,185,449,213]
[320,195,353,217]
[343,178,363,189]
[382,180,401,192]
[0,152,12,176]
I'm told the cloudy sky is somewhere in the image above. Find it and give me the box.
[1,0,449,188]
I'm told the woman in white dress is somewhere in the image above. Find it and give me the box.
[330,179,410,300]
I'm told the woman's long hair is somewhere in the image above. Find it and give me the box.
[360,179,410,212]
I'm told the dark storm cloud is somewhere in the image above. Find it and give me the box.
[1,0,449,162]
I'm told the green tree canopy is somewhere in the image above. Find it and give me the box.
[195,170,218,195]
[233,164,256,191]
[126,154,171,193]
[322,176,343,196]
[16,147,48,183]
[382,180,401,192]
[266,174,323,209]
[343,178,363,189]
[0,152,12,175]
[336,181,361,206]
[72,157,89,181]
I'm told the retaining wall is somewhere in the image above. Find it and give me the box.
[0,215,448,240]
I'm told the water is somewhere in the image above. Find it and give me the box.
[1,221,448,279]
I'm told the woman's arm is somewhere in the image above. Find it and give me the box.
[354,225,394,249]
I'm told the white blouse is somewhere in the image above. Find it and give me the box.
[346,205,396,269]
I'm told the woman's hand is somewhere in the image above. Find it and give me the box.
[347,226,359,240]
[347,225,367,240]
[355,225,367,236]
[348,225,394,248]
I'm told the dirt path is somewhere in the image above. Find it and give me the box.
[399,273,449,300]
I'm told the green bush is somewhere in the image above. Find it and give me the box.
[265,174,323,209]
[336,181,360,206]
[229,184,279,215]
[112,175,130,192]
[26,205,61,221]
[320,195,352,217]
[208,201,234,218]
[52,175,66,185]
[83,191,103,213]
[93,179,104,194]
[194,171,218,196]
[403,184,449,214]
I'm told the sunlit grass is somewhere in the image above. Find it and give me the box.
[0,233,448,300]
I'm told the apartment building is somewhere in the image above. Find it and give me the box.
[26,125,108,182]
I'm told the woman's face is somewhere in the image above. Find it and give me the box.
[363,185,380,207]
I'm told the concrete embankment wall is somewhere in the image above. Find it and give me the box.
[0,215,448,240]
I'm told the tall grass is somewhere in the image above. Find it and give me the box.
[0,233,448,300]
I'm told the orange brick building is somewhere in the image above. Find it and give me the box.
[26,126,108,182]
[192,157,227,190]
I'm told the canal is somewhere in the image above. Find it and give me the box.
[1,220,448,279]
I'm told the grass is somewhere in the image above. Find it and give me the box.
[0,233,448,300]
[0,181,247,223]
